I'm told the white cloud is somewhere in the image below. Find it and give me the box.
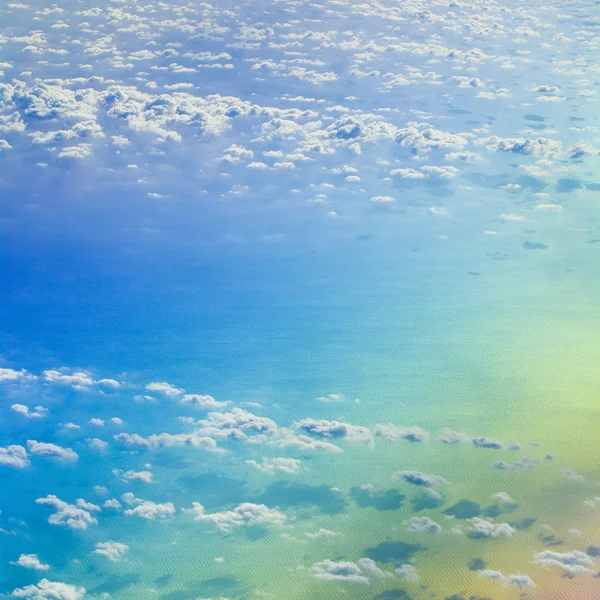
[145,381,184,397]
[43,369,94,388]
[120,470,153,483]
[406,516,441,534]
[245,457,302,475]
[124,500,175,520]
[11,580,85,600]
[10,554,50,571]
[92,541,129,562]
[294,418,373,446]
[533,550,595,575]
[181,394,229,409]
[479,570,535,589]
[26,440,78,461]
[0,368,34,382]
[376,424,429,443]
[395,564,419,583]
[0,445,29,468]
[312,558,390,584]
[394,470,447,487]
[11,404,48,419]
[468,518,516,539]
[186,502,286,533]
[36,495,100,530]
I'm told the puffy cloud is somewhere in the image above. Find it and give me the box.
[475,135,561,157]
[181,394,229,409]
[471,436,503,449]
[396,126,471,152]
[220,144,253,163]
[490,492,513,504]
[376,424,429,443]
[294,419,373,446]
[119,470,153,483]
[0,368,33,382]
[566,143,599,159]
[186,502,286,533]
[11,579,85,600]
[11,404,48,419]
[43,369,94,388]
[306,528,339,538]
[36,495,100,530]
[395,564,419,582]
[312,558,389,584]
[468,518,516,539]
[533,550,595,575]
[0,445,29,468]
[98,378,120,389]
[26,440,78,461]
[479,570,535,589]
[145,381,183,397]
[114,432,220,452]
[86,438,108,451]
[10,554,50,570]
[437,429,469,444]
[124,500,175,520]
[245,457,302,475]
[198,408,278,439]
[394,470,447,487]
[92,541,129,562]
[406,516,441,534]
[272,430,342,454]
[57,144,93,159]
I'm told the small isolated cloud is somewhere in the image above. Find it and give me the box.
[294,419,373,446]
[0,445,29,468]
[145,381,183,397]
[475,135,561,157]
[11,579,85,600]
[395,564,419,582]
[0,368,34,383]
[123,500,175,520]
[468,518,516,539]
[315,393,346,403]
[26,440,78,461]
[533,550,595,575]
[306,528,338,539]
[92,541,129,562]
[376,424,430,443]
[86,438,108,451]
[491,492,514,504]
[10,554,50,570]
[11,404,48,419]
[43,369,94,388]
[406,516,441,534]
[118,470,153,483]
[438,429,469,444]
[394,470,447,487]
[36,495,100,530]
[471,436,503,449]
[186,502,286,533]
[312,558,390,584]
[245,457,302,475]
[479,570,535,589]
[181,394,229,409]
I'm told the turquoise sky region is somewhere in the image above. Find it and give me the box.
[1,1,600,599]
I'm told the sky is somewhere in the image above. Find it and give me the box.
[1,0,600,599]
